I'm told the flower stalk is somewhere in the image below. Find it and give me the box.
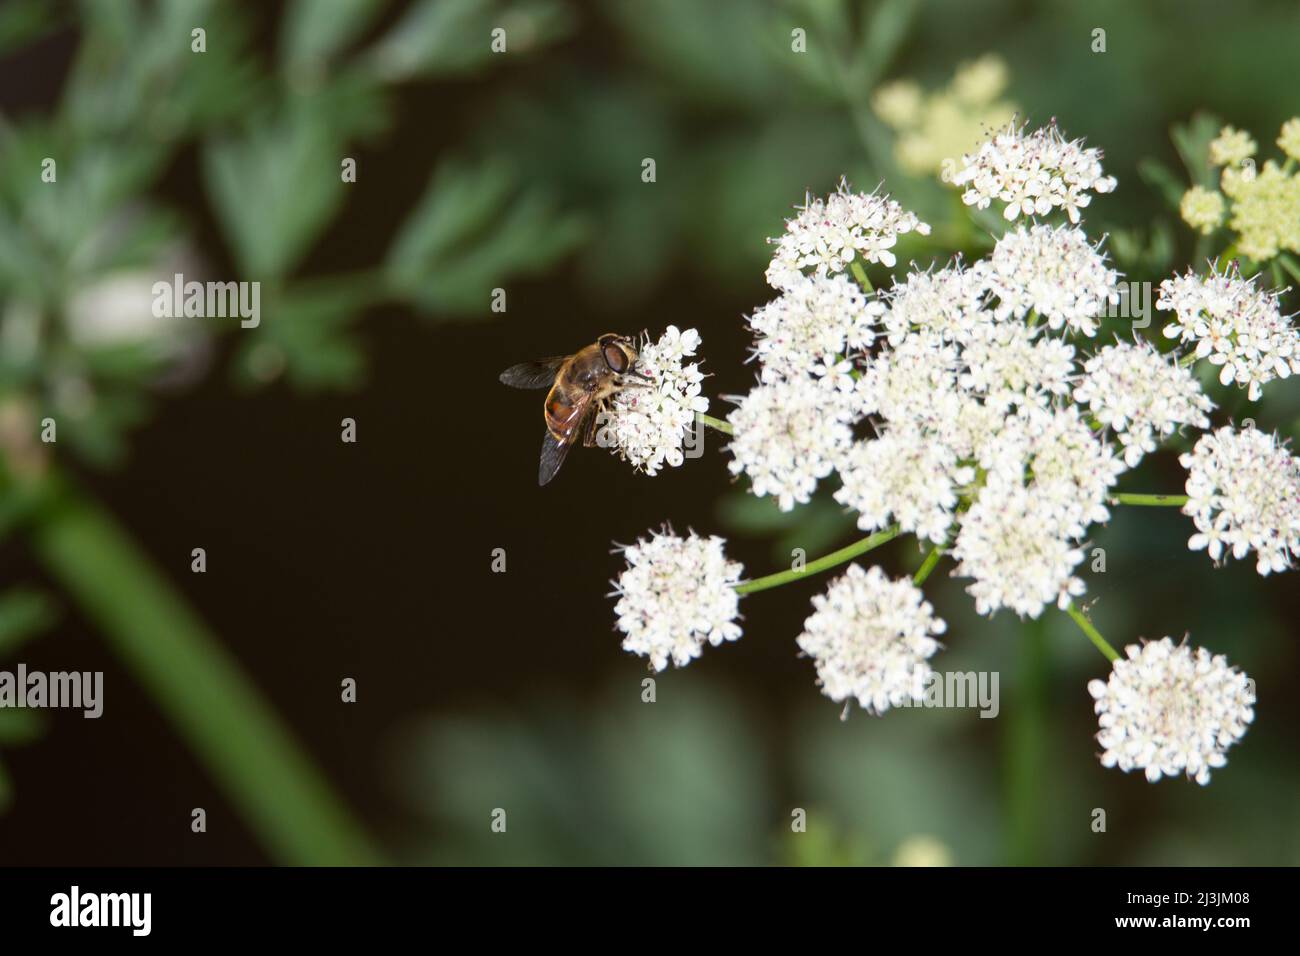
[1110,493,1189,507]
[1063,601,1121,663]
[735,526,900,595]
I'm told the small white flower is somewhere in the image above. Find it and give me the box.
[603,326,710,475]
[978,224,1120,336]
[612,528,744,671]
[1157,263,1300,401]
[879,262,993,346]
[958,319,1076,411]
[747,273,882,386]
[834,424,972,544]
[946,121,1117,224]
[726,377,856,511]
[855,329,962,426]
[952,474,1088,618]
[797,564,946,715]
[1180,426,1300,575]
[1074,340,1214,467]
[1088,637,1255,785]
[766,179,930,289]
[1017,405,1127,537]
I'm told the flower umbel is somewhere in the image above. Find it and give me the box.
[979,224,1120,336]
[945,121,1117,223]
[726,377,856,511]
[746,273,881,387]
[602,326,709,476]
[797,564,946,716]
[1074,340,1214,467]
[1181,426,1300,575]
[1158,263,1299,400]
[612,528,744,671]
[765,179,929,290]
[1088,637,1255,784]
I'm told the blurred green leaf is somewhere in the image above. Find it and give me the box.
[0,709,46,746]
[234,282,371,391]
[779,811,875,866]
[64,0,260,142]
[0,0,60,57]
[361,0,573,82]
[385,157,586,316]
[1138,157,1188,211]
[605,0,801,108]
[1108,220,1175,277]
[202,108,347,279]
[281,0,385,75]
[398,682,770,865]
[0,588,56,655]
[1171,112,1222,191]
[853,0,919,90]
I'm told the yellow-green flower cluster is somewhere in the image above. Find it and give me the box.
[872,55,1018,177]
[1182,119,1300,260]
[1180,185,1225,235]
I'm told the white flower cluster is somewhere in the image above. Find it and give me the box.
[1074,340,1214,467]
[835,424,973,545]
[746,273,881,388]
[1088,637,1255,784]
[952,473,1088,618]
[1181,426,1300,575]
[979,224,1119,336]
[611,528,744,671]
[945,121,1117,223]
[605,120,1291,777]
[837,248,1131,616]
[603,326,709,475]
[797,564,946,715]
[1158,263,1300,400]
[878,262,992,345]
[765,180,930,290]
[726,377,855,511]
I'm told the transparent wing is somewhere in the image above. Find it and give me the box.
[499,357,565,389]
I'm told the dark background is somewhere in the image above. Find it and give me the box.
[0,0,1297,865]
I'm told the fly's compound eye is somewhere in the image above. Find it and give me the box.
[603,343,629,373]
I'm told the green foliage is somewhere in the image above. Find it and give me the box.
[397,683,771,865]
[203,108,350,280]
[386,157,587,315]
[360,0,575,82]
[1171,112,1225,192]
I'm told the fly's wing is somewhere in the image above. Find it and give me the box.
[581,401,607,447]
[539,391,593,485]
[539,431,574,486]
[500,357,566,389]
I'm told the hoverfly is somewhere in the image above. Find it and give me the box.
[499,333,647,485]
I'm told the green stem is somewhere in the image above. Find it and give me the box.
[1109,493,1188,507]
[1063,601,1121,663]
[850,260,874,292]
[28,476,381,865]
[912,545,944,586]
[696,412,733,435]
[1006,614,1048,865]
[735,526,899,595]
